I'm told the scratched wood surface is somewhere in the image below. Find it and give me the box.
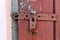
[18,0,54,40]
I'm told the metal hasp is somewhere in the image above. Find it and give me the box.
[19,13,56,33]
[12,13,57,34]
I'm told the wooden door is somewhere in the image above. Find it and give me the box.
[17,0,59,40]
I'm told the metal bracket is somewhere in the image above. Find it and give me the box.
[30,14,36,30]
[19,13,56,30]
[18,13,56,21]
[12,13,57,34]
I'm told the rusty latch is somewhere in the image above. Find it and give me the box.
[12,13,57,34]
[19,13,56,34]
[12,13,56,21]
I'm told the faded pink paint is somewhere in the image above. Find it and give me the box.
[5,0,12,40]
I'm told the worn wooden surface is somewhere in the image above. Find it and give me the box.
[56,0,60,40]
[18,0,54,40]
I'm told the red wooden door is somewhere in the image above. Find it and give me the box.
[17,0,59,40]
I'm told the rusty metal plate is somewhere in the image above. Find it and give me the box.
[18,13,56,21]
[30,14,36,30]
[37,13,56,21]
